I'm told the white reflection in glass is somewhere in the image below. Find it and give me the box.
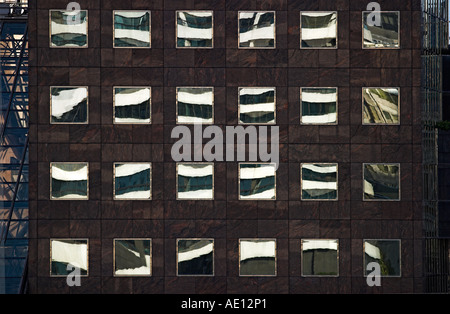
[51,87,88,124]
[363,88,399,124]
[301,163,337,200]
[239,87,276,124]
[114,11,150,48]
[177,163,213,200]
[239,239,276,276]
[302,239,338,276]
[51,163,88,200]
[239,11,275,48]
[114,239,151,276]
[301,12,337,48]
[364,239,400,276]
[239,163,276,200]
[363,12,399,48]
[114,87,151,124]
[176,11,213,48]
[363,164,400,200]
[50,239,88,276]
[50,10,88,47]
[114,163,151,200]
[301,88,337,124]
[177,239,214,276]
[177,87,214,124]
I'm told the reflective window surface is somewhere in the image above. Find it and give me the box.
[50,87,88,124]
[51,163,88,200]
[239,87,276,124]
[114,11,150,48]
[302,239,338,276]
[114,239,151,276]
[114,163,151,200]
[301,163,338,200]
[177,239,214,276]
[50,10,88,47]
[364,239,401,276]
[363,88,399,124]
[50,239,88,276]
[239,239,276,276]
[363,164,400,200]
[300,88,337,124]
[114,87,151,124]
[239,163,276,200]
[176,11,213,48]
[177,87,213,124]
[177,163,213,200]
[239,11,275,48]
[301,12,337,48]
[363,12,399,48]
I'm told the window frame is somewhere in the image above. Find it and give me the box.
[175,10,214,49]
[238,87,277,125]
[176,238,215,277]
[238,11,276,49]
[238,162,277,201]
[113,86,152,125]
[239,238,277,277]
[113,238,152,277]
[176,162,214,200]
[50,162,89,201]
[50,86,89,125]
[49,9,88,48]
[300,11,338,49]
[113,162,152,200]
[176,86,214,125]
[112,10,151,49]
[362,11,400,49]
[300,162,338,201]
[301,239,339,277]
[50,238,89,277]
[362,163,401,201]
[362,87,400,125]
[300,87,338,125]
[363,239,402,277]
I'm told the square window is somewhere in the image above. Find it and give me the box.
[177,239,214,276]
[50,239,88,276]
[50,162,88,200]
[113,163,151,200]
[238,11,275,48]
[300,12,337,48]
[239,239,276,276]
[113,11,151,48]
[176,163,214,200]
[301,239,339,276]
[363,163,400,201]
[113,87,151,124]
[176,11,213,48]
[363,11,399,48]
[300,87,337,124]
[301,163,338,200]
[50,10,88,48]
[364,239,401,277]
[50,87,88,124]
[239,163,276,200]
[239,87,276,124]
[176,87,214,124]
[363,88,399,124]
[114,239,152,276]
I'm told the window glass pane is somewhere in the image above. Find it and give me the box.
[301,163,337,200]
[50,239,88,276]
[114,11,150,48]
[114,239,151,276]
[239,87,276,124]
[176,11,213,48]
[301,12,337,48]
[50,87,88,124]
[114,163,151,200]
[301,88,337,124]
[363,12,399,48]
[50,10,88,47]
[239,163,276,200]
[363,88,399,124]
[364,239,401,276]
[239,11,275,48]
[51,163,88,200]
[114,87,151,124]
[302,239,338,276]
[176,87,213,124]
[177,163,213,200]
[239,239,276,276]
[363,164,400,200]
[177,239,214,276]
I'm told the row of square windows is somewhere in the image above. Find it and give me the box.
[50,238,402,277]
[50,10,400,49]
[50,87,400,125]
[50,162,401,201]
